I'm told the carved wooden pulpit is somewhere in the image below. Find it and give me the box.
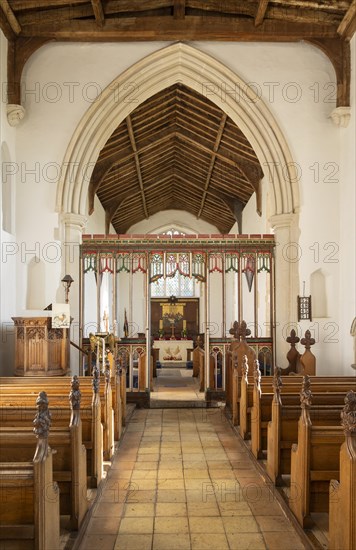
[12,316,69,376]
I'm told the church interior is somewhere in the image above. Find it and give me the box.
[0,1,355,549]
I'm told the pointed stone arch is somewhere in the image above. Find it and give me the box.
[56,42,299,219]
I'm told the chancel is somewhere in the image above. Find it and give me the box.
[0,2,355,549]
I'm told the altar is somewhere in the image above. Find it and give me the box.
[153,339,194,363]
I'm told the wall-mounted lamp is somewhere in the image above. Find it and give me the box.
[297,281,312,321]
[61,274,74,304]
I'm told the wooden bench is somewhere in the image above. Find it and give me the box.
[0,376,103,488]
[329,390,356,550]
[289,380,348,528]
[0,376,88,530]
[0,364,122,461]
[249,368,355,459]
[0,391,60,550]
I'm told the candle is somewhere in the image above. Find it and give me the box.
[113,319,117,337]
[183,320,186,329]
[159,320,163,329]
[102,338,105,373]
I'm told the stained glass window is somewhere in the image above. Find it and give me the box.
[151,270,194,297]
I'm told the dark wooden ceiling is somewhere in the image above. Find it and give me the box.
[0,1,355,41]
[89,83,263,234]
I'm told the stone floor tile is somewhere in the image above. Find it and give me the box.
[114,534,153,550]
[152,533,191,550]
[218,501,254,516]
[190,533,229,550]
[255,515,295,532]
[92,501,125,518]
[156,489,187,502]
[124,503,155,517]
[154,516,189,533]
[189,516,225,534]
[155,503,187,516]
[126,489,156,503]
[80,534,117,550]
[131,470,158,480]
[222,515,260,533]
[157,469,184,479]
[158,478,185,490]
[262,531,306,549]
[118,517,154,534]
[226,532,267,549]
[86,516,121,535]
[187,502,220,516]
[134,461,160,470]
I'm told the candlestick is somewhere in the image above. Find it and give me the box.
[113,319,117,337]
[159,319,163,329]
[183,320,186,329]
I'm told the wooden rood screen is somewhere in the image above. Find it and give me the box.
[80,234,275,389]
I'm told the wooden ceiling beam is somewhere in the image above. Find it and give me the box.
[0,0,21,35]
[337,0,356,39]
[91,0,105,27]
[176,132,261,182]
[255,0,269,27]
[268,1,349,11]
[17,16,339,40]
[198,113,227,217]
[11,0,89,9]
[174,0,185,19]
[126,114,149,218]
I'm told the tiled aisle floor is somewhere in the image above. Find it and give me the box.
[79,408,307,550]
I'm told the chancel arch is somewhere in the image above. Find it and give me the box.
[56,42,301,370]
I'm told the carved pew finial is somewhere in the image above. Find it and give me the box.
[272,367,283,402]
[242,355,249,378]
[229,320,251,342]
[69,375,81,410]
[92,364,100,394]
[300,375,313,409]
[33,391,52,462]
[301,330,315,350]
[300,330,316,376]
[253,359,261,391]
[33,391,51,439]
[341,390,356,435]
[104,358,111,384]
[287,329,300,348]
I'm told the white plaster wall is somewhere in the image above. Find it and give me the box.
[5,38,353,375]
[338,36,356,375]
[128,210,219,234]
[0,32,17,375]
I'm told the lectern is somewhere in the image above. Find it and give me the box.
[12,316,69,376]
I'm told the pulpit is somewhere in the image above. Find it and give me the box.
[12,316,69,376]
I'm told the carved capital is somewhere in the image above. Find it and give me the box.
[329,106,351,128]
[7,103,25,126]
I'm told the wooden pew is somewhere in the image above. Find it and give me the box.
[329,390,356,550]
[192,337,204,378]
[0,391,60,550]
[0,376,103,488]
[0,369,117,461]
[289,379,346,528]
[265,374,347,485]
[0,376,88,530]
[225,321,256,426]
[249,369,355,461]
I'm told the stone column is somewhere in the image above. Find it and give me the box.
[61,213,87,375]
[269,213,300,367]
